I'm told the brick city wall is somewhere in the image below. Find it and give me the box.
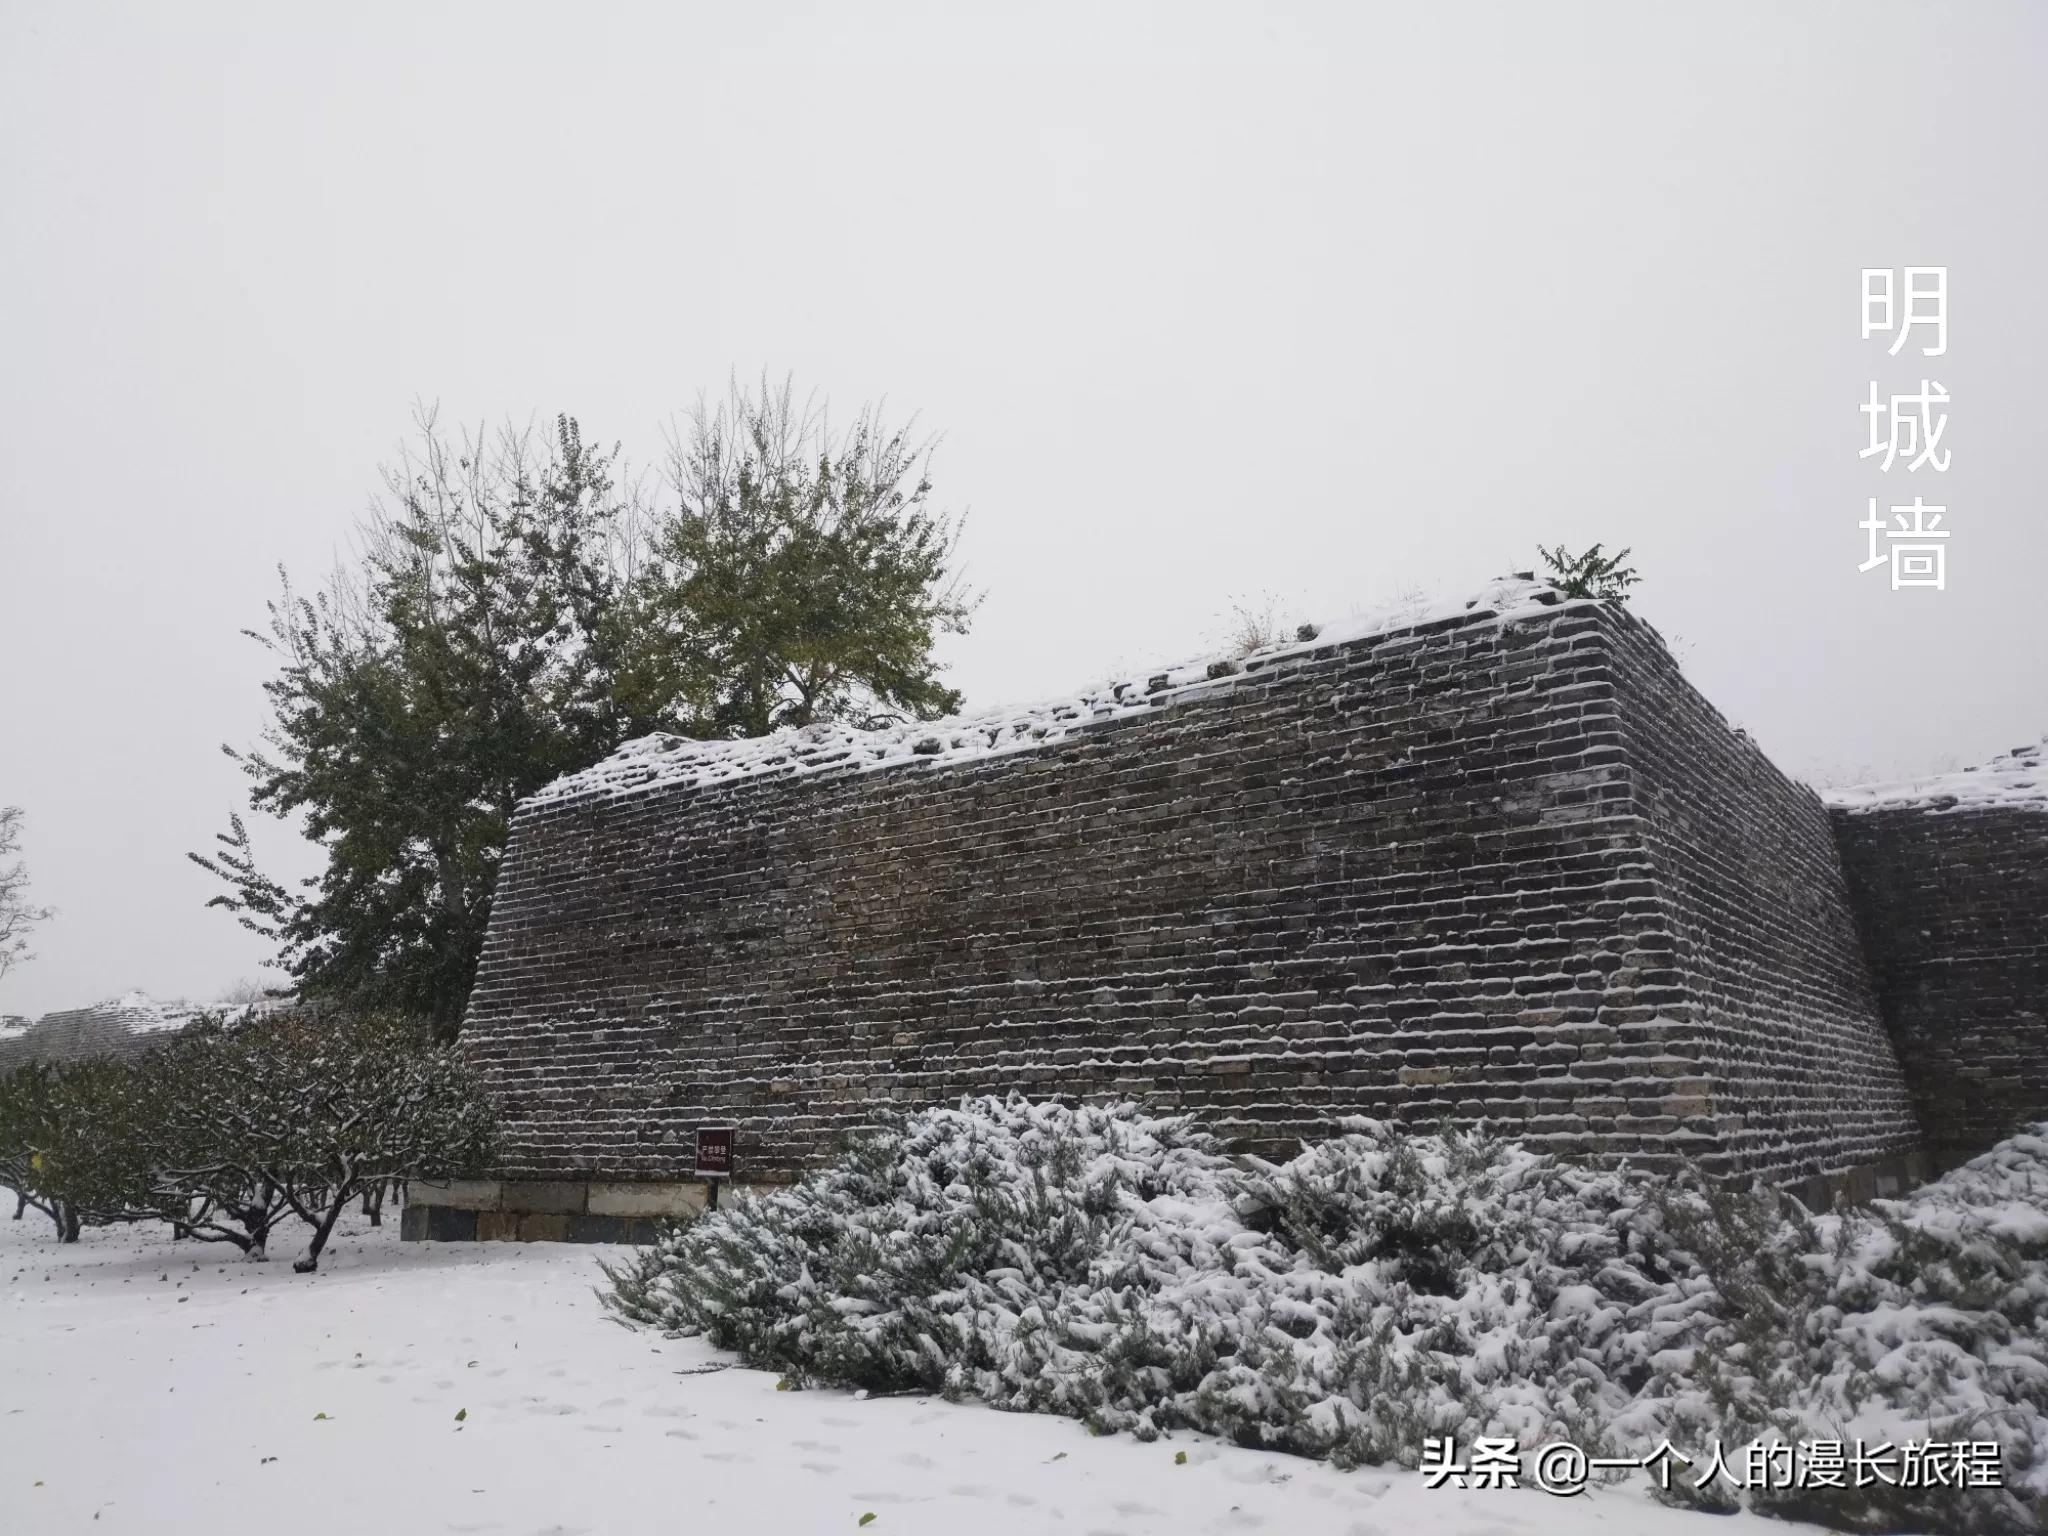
[1606,623,1925,1185]
[0,1000,203,1074]
[451,595,1926,1215]
[1832,804,2048,1165]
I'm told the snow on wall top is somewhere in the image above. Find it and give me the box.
[1822,736,2048,816]
[58,990,207,1034]
[527,575,1588,809]
[0,990,284,1071]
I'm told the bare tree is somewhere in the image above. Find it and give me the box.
[217,975,283,1008]
[0,806,55,980]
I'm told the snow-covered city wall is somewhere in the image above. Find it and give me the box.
[1606,621,1925,1186]
[1829,738,2048,1165]
[447,587,1934,1231]
[0,990,211,1074]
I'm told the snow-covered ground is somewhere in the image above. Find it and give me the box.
[0,1210,1847,1536]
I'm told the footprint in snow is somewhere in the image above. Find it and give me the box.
[896,1452,938,1469]
[642,1404,694,1419]
[702,1450,752,1463]
[663,1428,699,1441]
[790,1439,840,1453]
[799,1462,840,1476]
[1227,1459,1296,1484]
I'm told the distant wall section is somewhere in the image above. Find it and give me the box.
[0,997,204,1074]
[1832,792,2048,1164]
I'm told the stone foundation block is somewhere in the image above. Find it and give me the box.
[408,1178,503,1210]
[411,1206,477,1242]
[500,1181,588,1214]
[588,1181,706,1217]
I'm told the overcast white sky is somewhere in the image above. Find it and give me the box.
[1,2,2042,1017]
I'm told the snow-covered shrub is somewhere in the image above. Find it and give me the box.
[145,1008,497,1270]
[3,1007,496,1268]
[605,1095,2048,1530]
[602,1098,1238,1405]
[1734,1132,2048,1534]
[1211,1123,1729,1463]
[0,1056,157,1240]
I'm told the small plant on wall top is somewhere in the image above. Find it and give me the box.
[1539,543,1640,601]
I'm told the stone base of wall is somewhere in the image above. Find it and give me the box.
[1785,1149,1934,1214]
[399,1177,771,1244]
[397,1206,660,1244]
[407,1153,1940,1245]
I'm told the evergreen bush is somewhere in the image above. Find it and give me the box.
[604,1095,2048,1531]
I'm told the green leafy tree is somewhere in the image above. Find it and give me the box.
[1538,542,1640,601]
[197,382,975,1035]
[620,377,975,735]
[197,413,656,1038]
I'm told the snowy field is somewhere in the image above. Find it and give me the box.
[0,1210,1852,1536]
